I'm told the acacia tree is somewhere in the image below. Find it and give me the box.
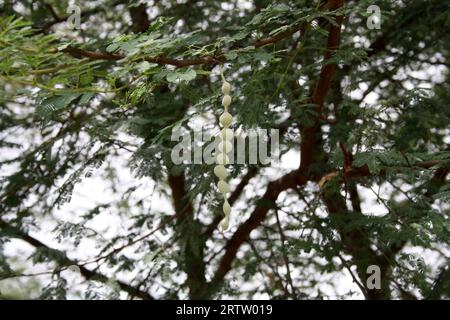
[0,0,449,300]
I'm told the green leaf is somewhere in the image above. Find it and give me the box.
[178,69,196,81]
[166,69,196,83]
[106,42,121,53]
[269,25,290,36]
[166,72,179,83]
[36,93,82,117]
[353,152,380,174]
[136,61,157,72]
[79,93,95,106]
[232,30,248,41]
[254,51,272,62]
[224,51,238,60]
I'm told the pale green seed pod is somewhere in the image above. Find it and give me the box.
[214,165,228,180]
[222,95,231,108]
[220,215,230,231]
[222,81,231,95]
[67,265,81,274]
[223,200,231,215]
[217,72,234,232]
[216,153,229,165]
[218,140,233,153]
[217,180,230,193]
[219,112,233,127]
[220,128,233,141]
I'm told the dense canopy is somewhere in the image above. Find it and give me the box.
[0,0,449,299]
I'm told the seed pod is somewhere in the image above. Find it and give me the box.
[218,140,233,153]
[222,81,231,95]
[216,69,234,232]
[67,265,81,274]
[223,200,231,215]
[214,165,228,180]
[217,180,230,193]
[216,153,229,165]
[220,215,230,231]
[222,95,231,108]
[219,112,233,127]
[220,128,233,141]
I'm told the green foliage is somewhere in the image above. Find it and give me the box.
[0,0,449,300]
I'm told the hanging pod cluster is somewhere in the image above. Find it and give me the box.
[214,68,234,231]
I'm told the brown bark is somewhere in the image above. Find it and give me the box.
[129,5,150,33]
[168,173,207,299]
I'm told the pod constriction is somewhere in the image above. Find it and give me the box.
[214,67,234,231]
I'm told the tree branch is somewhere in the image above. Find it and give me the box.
[167,172,207,299]
[206,169,308,297]
[318,159,450,187]
[299,0,344,176]
[0,219,154,300]
[129,4,150,34]
[274,209,297,298]
[203,0,346,298]
[54,24,305,68]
